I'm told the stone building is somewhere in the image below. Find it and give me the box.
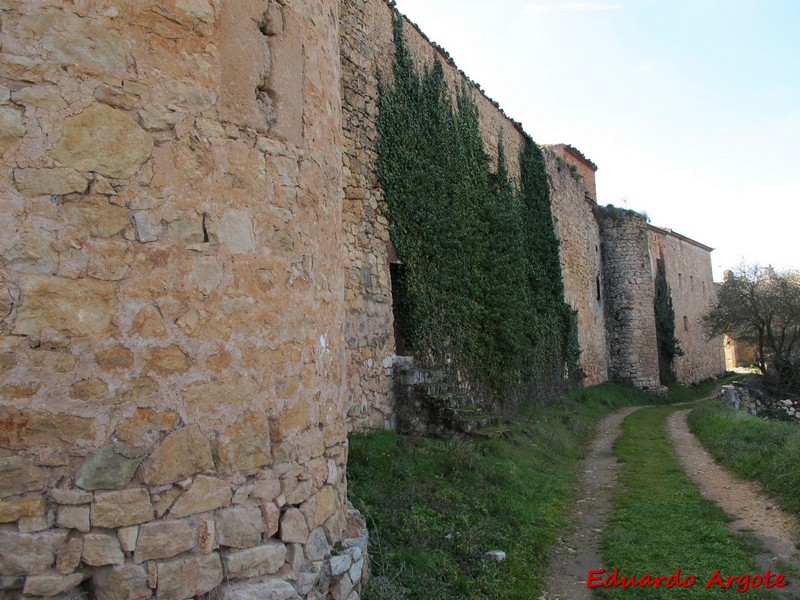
[0,0,724,597]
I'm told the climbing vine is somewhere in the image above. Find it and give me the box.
[654,261,683,384]
[377,17,582,403]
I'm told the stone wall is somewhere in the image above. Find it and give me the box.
[544,149,607,385]
[647,227,726,384]
[597,210,661,388]
[0,1,366,598]
[339,0,530,431]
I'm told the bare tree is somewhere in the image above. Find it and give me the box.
[703,264,800,393]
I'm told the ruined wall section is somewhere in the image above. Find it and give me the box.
[340,0,532,431]
[544,150,607,385]
[598,211,660,388]
[648,229,725,384]
[0,1,366,598]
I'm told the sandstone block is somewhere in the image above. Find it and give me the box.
[56,537,83,574]
[155,553,223,600]
[118,526,138,552]
[0,106,24,152]
[220,542,287,580]
[83,532,124,566]
[313,486,337,528]
[0,455,49,495]
[95,346,134,370]
[92,564,151,600]
[182,377,259,426]
[218,578,300,600]
[169,475,231,519]
[215,505,263,549]
[49,104,152,178]
[131,306,166,338]
[285,543,304,572]
[64,196,130,238]
[12,84,67,110]
[92,488,153,528]
[23,571,84,596]
[273,398,311,440]
[69,378,109,401]
[152,486,181,518]
[19,9,133,74]
[57,504,90,533]
[113,376,159,405]
[166,212,204,243]
[28,350,78,373]
[139,425,214,486]
[280,508,309,544]
[76,443,146,490]
[2,232,59,274]
[49,489,92,505]
[113,408,179,448]
[134,519,195,562]
[252,474,281,502]
[144,344,189,376]
[261,502,280,538]
[13,168,87,197]
[216,412,271,476]
[0,495,44,524]
[14,276,115,337]
[0,529,67,576]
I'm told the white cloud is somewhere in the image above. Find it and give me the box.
[523,2,623,14]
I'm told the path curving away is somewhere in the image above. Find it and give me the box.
[539,406,642,600]
[667,409,800,599]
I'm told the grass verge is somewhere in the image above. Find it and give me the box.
[688,400,800,517]
[347,383,656,599]
[600,405,779,599]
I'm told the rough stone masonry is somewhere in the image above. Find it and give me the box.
[0,0,366,598]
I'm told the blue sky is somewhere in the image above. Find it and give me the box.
[391,0,800,279]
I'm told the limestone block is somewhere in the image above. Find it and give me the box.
[87,239,132,281]
[313,486,337,528]
[274,398,312,440]
[18,512,54,533]
[2,232,59,274]
[188,255,224,293]
[218,578,300,600]
[64,196,130,238]
[155,553,223,600]
[131,306,167,338]
[95,346,134,371]
[168,475,231,519]
[166,212,204,244]
[220,542,287,579]
[92,488,153,528]
[133,212,161,243]
[285,543,304,571]
[152,486,181,518]
[304,527,329,562]
[209,209,256,254]
[134,519,195,562]
[0,457,46,499]
[261,502,280,538]
[280,508,309,544]
[252,474,281,502]
[144,344,189,376]
[14,275,115,337]
[216,412,271,476]
[113,409,179,450]
[76,443,146,490]
[57,505,90,533]
[0,496,45,524]
[19,9,133,74]
[92,564,151,600]
[0,409,96,451]
[138,425,213,486]
[28,350,78,373]
[215,505,263,549]
[182,377,259,426]
[55,537,83,574]
[13,168,87,197]
[49,104,152,178]
[22,571,84,596]
[0,529,67,576]
[82,532,124,566]
[0,106,25,153]
[113,376,159,405]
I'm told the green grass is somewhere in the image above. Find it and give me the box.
[600,405,779,599]
[348,383,656,599]
[688,400,800,516]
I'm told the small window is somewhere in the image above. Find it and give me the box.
[683,316,689,331]
[596,275,601,302]
[702,281,706,296]
[690,275,694,291]
[678,273,683,288]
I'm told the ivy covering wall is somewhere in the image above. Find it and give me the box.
[654,261,683,384]
[376,17,581,403]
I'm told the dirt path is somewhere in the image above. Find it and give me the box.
[667,409,800,598]
[539,406,641,600]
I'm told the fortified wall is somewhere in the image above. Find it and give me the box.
[0,1,366,598]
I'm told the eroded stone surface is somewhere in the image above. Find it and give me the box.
[92,488,153,528]
[49,104,153,178]
[138,425,214,486]
[0,496,45,524]
[82,532,125,566]
[0,529,67,576]
[169,475,231,518]
[13,168,88,197]
[220,542,287,580]
[134,519,195,562]
[0,456,45,499]
[215,505,263,549]
[156,553,223,600]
